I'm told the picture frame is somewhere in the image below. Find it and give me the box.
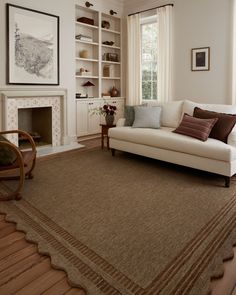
[7,4,60,85]
[191,47,210,71]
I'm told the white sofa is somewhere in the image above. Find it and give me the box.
[108,100,236,187]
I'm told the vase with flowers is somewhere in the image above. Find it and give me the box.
[91,103,117,126]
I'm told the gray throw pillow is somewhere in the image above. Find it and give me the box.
[124,104,148,126]
[124,106,135,126]
[132,106,162,128]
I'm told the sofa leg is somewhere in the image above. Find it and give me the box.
[111,148,116,157]
[224,176,231,188]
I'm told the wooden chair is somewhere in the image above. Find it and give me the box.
[0,130,37,201]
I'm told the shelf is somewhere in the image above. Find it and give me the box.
[75,4,123,138]
[75,21,98,30]
[76,97,124,101]
[102,28,120,35]
[76,58,99,62]
[102,44,120,50]
[76,75,99,79]
[76,40,99,46]
[102,61,121,65]
[102,77,121,80]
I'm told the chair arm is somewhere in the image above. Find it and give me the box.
[116,118,126,127]
[0,130,36,154]
[0,141,24,172]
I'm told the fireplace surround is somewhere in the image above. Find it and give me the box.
[0,89,69,148]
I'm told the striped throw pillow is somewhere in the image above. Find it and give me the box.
[173,114,218,141]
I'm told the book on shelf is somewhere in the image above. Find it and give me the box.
[102,93,111,98]
[75,34,92,42]
[76,93,87,98]
[76,71,92,76]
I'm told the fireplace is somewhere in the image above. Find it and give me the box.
[18,107,52,147]
[0,89,68,148]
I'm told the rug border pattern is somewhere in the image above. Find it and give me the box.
[3,195,234,295]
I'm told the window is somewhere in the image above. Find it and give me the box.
[141,17,158,101]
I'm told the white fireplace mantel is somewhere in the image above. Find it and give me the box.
[0,89,69,147]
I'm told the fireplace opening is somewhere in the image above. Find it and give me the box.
[18,107,52,148]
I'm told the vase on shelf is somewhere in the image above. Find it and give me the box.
[105,114,114,126]
[110,86,118,97]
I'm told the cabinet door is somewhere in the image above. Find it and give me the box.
[76,101,88,137]
[88,101,101,134]
[110,100,124,124]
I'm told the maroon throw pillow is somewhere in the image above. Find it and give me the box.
[193,107,236,143]
[173,114,218,141]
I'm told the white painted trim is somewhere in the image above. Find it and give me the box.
[0,88,74,150]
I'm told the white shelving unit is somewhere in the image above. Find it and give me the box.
[75,4,124,137]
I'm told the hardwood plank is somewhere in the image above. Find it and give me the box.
[0,220,7,229]
[0,253,44,286]
[232,285,236,295]
[42,277,71,295]
[0,215,5,221]
[64,287,86,295]
[0,220,15,230]
[211,248,236,295]
[15,269,65,295]
[0,231,25,250]
[0,223,16,239]
[0,239,28,260]
[0,244,37,272]
[0,258,51,294]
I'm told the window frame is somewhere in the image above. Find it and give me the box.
[140,15,158,103]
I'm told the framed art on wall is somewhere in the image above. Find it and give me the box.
[191,47,210,71]
[7,4,60,85]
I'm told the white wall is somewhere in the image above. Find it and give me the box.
[0,0,77,140]
[0,0,123,139]
[0,0,232,134]
[124,0,233,104]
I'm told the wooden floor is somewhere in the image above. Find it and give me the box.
[0,137,236,295]
[0,214,86,295]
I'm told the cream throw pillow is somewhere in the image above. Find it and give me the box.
[161,100,183,128]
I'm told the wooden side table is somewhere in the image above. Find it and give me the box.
[100,124,116,149]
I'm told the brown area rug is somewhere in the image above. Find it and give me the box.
[1,149,236,295]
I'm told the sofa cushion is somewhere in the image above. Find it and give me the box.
[183,100,236,116]
[108,127,236,162]
[0,135,17,166]
[161,100,183,128]
[193,107,236,143]
[132,106,162,129]
[173,114,218,141]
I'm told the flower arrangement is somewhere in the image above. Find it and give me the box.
[92,103,117,117]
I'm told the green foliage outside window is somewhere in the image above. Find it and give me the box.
[141,21,158,100]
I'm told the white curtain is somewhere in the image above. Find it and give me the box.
[127,14,141,106]
[157,6,173,103]
[232,0,236,104]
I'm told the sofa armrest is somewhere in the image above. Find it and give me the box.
[116,118,126,127]
[227,128,236,148]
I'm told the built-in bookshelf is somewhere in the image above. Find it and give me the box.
[75,5,124,137]
[75,4,122,99]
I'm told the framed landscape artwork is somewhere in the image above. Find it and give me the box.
[191,47,210,71]
[7,4,60,85]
